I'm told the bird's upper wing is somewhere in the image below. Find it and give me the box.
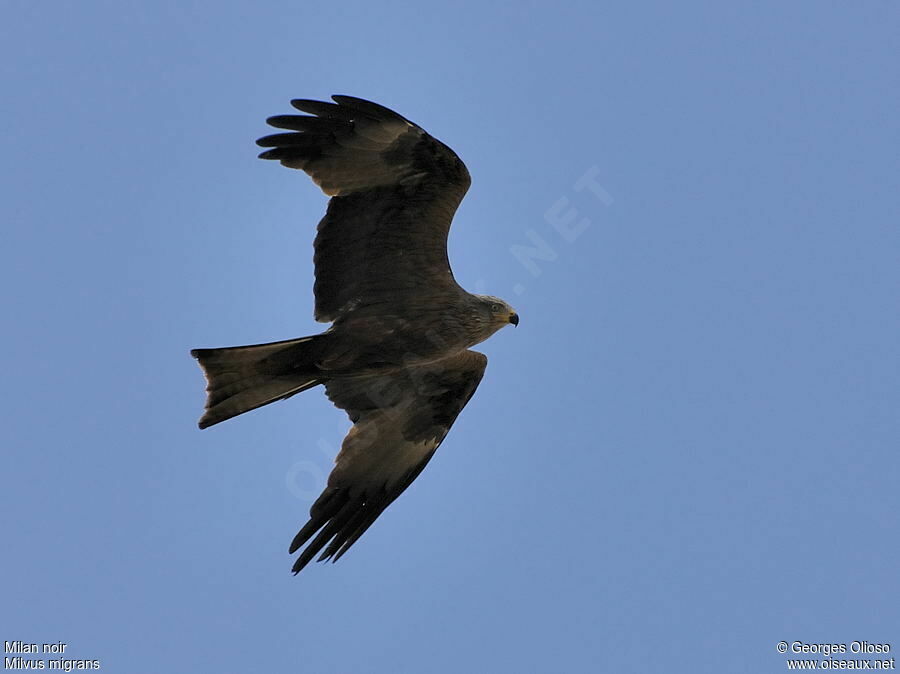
[288,350,487,573]
[257,95,472,323]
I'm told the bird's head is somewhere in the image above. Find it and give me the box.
[475,295,519,332]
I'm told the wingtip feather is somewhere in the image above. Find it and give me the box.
[330,94,409,123]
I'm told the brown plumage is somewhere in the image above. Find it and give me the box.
[191,95,518,574]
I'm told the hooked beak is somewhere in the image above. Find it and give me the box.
[509,312,519,327]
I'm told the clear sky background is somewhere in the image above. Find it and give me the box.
[2,2,898,672]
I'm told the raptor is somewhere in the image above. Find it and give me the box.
[191,95,518,574]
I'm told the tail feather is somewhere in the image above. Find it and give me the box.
[191,335,325,429]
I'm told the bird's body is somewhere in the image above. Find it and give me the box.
[191,95,517,573]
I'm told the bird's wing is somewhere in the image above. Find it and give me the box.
[257,95,472,322]
[288,350,487,573]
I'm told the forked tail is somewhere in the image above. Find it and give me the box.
[190,335,325,429]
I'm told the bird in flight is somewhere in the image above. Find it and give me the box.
[191,95,518,574]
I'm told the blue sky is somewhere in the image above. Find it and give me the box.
[2,2,898,672]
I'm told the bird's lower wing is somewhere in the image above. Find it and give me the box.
[288,350,488,574]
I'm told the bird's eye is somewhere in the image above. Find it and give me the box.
[491,303,502,312]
